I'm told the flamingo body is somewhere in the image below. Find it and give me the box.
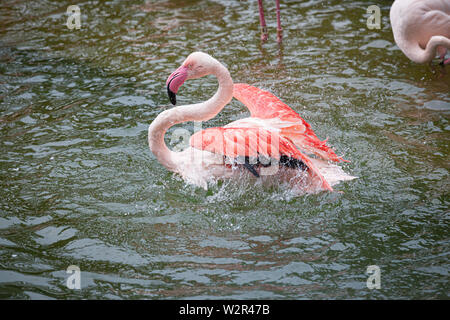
[190,126,334,191]
[149,52,356,194]
[390,0,450,64]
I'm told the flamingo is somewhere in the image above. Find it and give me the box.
[390,0,450,65]
[148,52,355,193]
[258,0,283,43]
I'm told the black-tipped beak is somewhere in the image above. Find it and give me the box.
[166,65,188,106]
[166,75,177,105]
[167,87,177,105]
[167,85,176,105]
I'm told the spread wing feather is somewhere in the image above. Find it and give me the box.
[233,83,346,162]
[190,127,333,191]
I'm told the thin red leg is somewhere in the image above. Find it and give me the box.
[258,0,268,41]
[276,0,282,43]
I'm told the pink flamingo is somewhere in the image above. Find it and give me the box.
[390,0,450,65]
[148,52,355,193]
[258,0,283,43]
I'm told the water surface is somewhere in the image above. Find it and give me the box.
[0,0,449,299]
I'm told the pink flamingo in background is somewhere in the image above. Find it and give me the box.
[390,0,450,65]
[258,0,283,43]
[148,52,355,193]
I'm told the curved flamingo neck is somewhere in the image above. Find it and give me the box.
[148,62,233,171]
[400,36,450,64]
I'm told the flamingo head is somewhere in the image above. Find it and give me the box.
[166,52,217,105]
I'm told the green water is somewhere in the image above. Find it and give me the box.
[0,0,449,299]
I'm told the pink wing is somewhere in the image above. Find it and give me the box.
[233,83,306,122]
[233,83,346,162]
[190,127,333,191]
